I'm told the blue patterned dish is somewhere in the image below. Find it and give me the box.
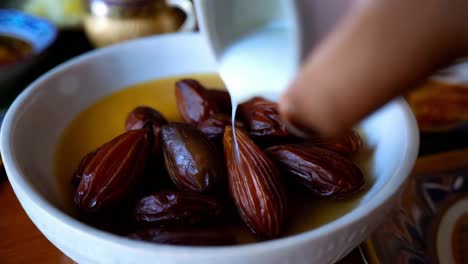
[0,9,57,91]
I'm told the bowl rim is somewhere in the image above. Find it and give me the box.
[0,32,420,257]
[0,9,58,69]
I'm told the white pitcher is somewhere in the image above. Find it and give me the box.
[194,0,354,105]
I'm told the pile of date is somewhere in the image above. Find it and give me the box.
[72,79,364,246]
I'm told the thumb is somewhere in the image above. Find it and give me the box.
[279,0,468,136]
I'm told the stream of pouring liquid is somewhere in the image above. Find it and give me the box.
[219,21,295,156]
[231,103,240,158]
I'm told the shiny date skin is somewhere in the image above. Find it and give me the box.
[266,145,364,199]
[74,126,152,213]
[125,106,168,131]
[125,106,168,157]
[128,227,236,246]
[175,79,220,125]
[197,113,244,142]
[224,126,286,239]
[72,148,99,191]
[161,123,225,194]
[133,191,224,226]
[238,97,290,140]
[304,130,362,156]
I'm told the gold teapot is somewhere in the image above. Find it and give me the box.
[84,0,196,47]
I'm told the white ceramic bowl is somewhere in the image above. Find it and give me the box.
[0,33,419,264]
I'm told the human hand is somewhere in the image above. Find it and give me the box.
[279,0,468,136]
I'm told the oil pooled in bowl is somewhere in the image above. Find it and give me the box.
[55,74,372,244]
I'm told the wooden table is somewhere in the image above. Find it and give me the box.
[0,176,73,264]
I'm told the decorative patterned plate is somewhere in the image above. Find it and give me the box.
[0,9,57,53]
[365,150,468,264]
[0,9,57,93]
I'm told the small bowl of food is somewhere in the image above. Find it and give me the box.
[0,9,57,93]
[0,33,419,264]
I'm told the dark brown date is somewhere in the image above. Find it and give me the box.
[125,106,168,131]
[197,113,244,142]
[224,126,286,239]
[125,106,168,157]
[133,191,224,226]
[128,227,236,246]
[74,126,152,213]
[72,148,99,191]
[77,200,135,235]
[238,97,289,140]
[175,79,219,125]
[208,89,232,114]
[161,123,225,194]
[304,130,362,156]
[265,145,364,199]
[136,159,174,196]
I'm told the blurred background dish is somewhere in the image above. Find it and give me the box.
[406,81,468,133]
[0,9,57,97]
[83,0,196,47]
[1,0,196,48]
[3,0,85,29]
[0,0,197,106]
